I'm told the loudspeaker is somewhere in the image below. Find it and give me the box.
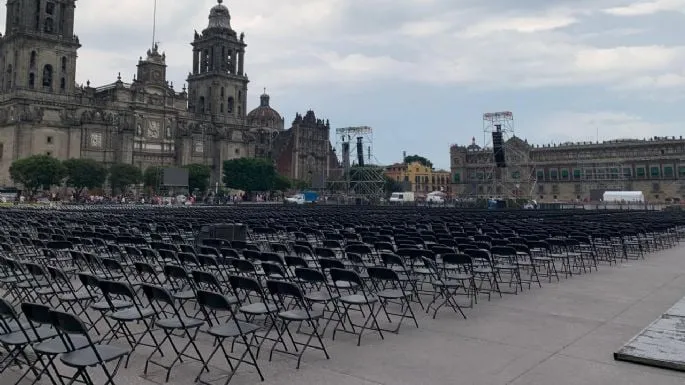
[195,223,247,247]
[356,137,365,167]
[492,131,506,167]
[341,142,351,172]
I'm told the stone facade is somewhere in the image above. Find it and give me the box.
[272,110,339,187]
[451,136,685,203]
[0,0,334,189]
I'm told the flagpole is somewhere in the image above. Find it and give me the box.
[152,0,157,49]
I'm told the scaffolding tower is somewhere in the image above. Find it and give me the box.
[327,126,385,203]
[481,111,537,200]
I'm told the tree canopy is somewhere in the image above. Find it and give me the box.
[9,155,66,198]
[403,155,433,168]
[184,163,212,193]
[143,166,163,191]
[223,158,289,192]
[63,158,108,198]
[109,163,142,194]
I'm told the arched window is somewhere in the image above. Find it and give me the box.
[29,73,35,88]
[61,57,66,72]
[44,17,54,33]
[198,96,205,113]
[60,77,65,90]
[238,90,242,101]
[227,97,234,114]
[6,65,12,89]
[220,103,224,113]
[42,65,53,88]
[30,51,37,68]
[220,87,224,97]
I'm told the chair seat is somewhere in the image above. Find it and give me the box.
[279,308,324,321]
[495,263,517,270]
[172,289,196,300]
[446,273,473,281]
[305,290,338,302]
[376,289,407,299]
[0,326,57,345]
[91,300,132,311]
[327,280,359,289]
[339,294,378,305]
[17,280,50,289]
[473,267,493,274]
[433,279,463,288]
[240,302,278,315]
[34,335,90,355]
[58,291,96,302]
[155,316,204,329]
[109,306,155,321]
[60,344,130,367]
[207,321,260,338]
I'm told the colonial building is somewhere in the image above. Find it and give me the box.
[385,161,451,194]
[450,136,685,203]
[272,110,339,187]
[0,0,336,189]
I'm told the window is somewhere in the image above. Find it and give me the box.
[61,57,66,72]
[30,51,37,68]
[650,166,660,177]
[536,170,544,181]
[453,172,461,183]
[552,185,559,194]
[636,167,646,177]
[561,169,569,179]
[44,17,54,33]
[227,97,234,113]
[235,148,240,155]
[60,77,65,90]
[610,167,619,179]
[573,169,581,179]
[679,166,685,178]
[46,136,53,144]
[550,169,558,180]
[220,103,224,113]
[652,183,660,193]
[538,185,544,194]
[623,167,632,178]
[220,87,224,97]
[198,96,205,113]
[664,166,674,177]
[45,1,54,14]
[0,143,4,159]
[28,73,35,88]
[6,65,12,89]
[42,64,53,88]
[46,151,52,156]
[511,171,520,179]
[238,90,242,101]
[34,0,40,30]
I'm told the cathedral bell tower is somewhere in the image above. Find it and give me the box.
[0,0,80,94]
[187,0,248,121]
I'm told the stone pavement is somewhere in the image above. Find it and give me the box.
[5,245,685,385]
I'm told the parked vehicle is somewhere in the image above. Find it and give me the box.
[285,191,318,204]
[389,192,415,204]
[426,191,446,203]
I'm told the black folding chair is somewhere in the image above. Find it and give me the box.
[195,289,264,385]
[50,310,130,385]
[266,280,330,369]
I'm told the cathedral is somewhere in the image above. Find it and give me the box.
[0,0,339,188]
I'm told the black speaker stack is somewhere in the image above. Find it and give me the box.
[492,125,506,168]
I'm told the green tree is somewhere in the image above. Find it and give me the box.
[184,163,212,193]
[273,174,292,191]
[143,166,163,192]
[223,158,291,192]
[404,154,433,168]
[109,163,142,194]
[63,158,108,199]
[9,155,66,198]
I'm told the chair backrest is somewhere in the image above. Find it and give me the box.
[294,267,326,284]
[191,270,222,292]
[367,266,400,282]
[442,253,472,266]
[319,258,345,271]
[21,302,53,326]
[329,268,363,286]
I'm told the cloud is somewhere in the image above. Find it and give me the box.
[532,111,678,144]
[460,13,579,37]
[604,0,685,16]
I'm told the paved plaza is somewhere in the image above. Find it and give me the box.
[4,240,685,385]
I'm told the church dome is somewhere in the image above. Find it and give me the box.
[467,137,481,151]
[247,92,283,129]
[207,0,231,30]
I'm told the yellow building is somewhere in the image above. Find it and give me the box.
[385,161,451,194]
